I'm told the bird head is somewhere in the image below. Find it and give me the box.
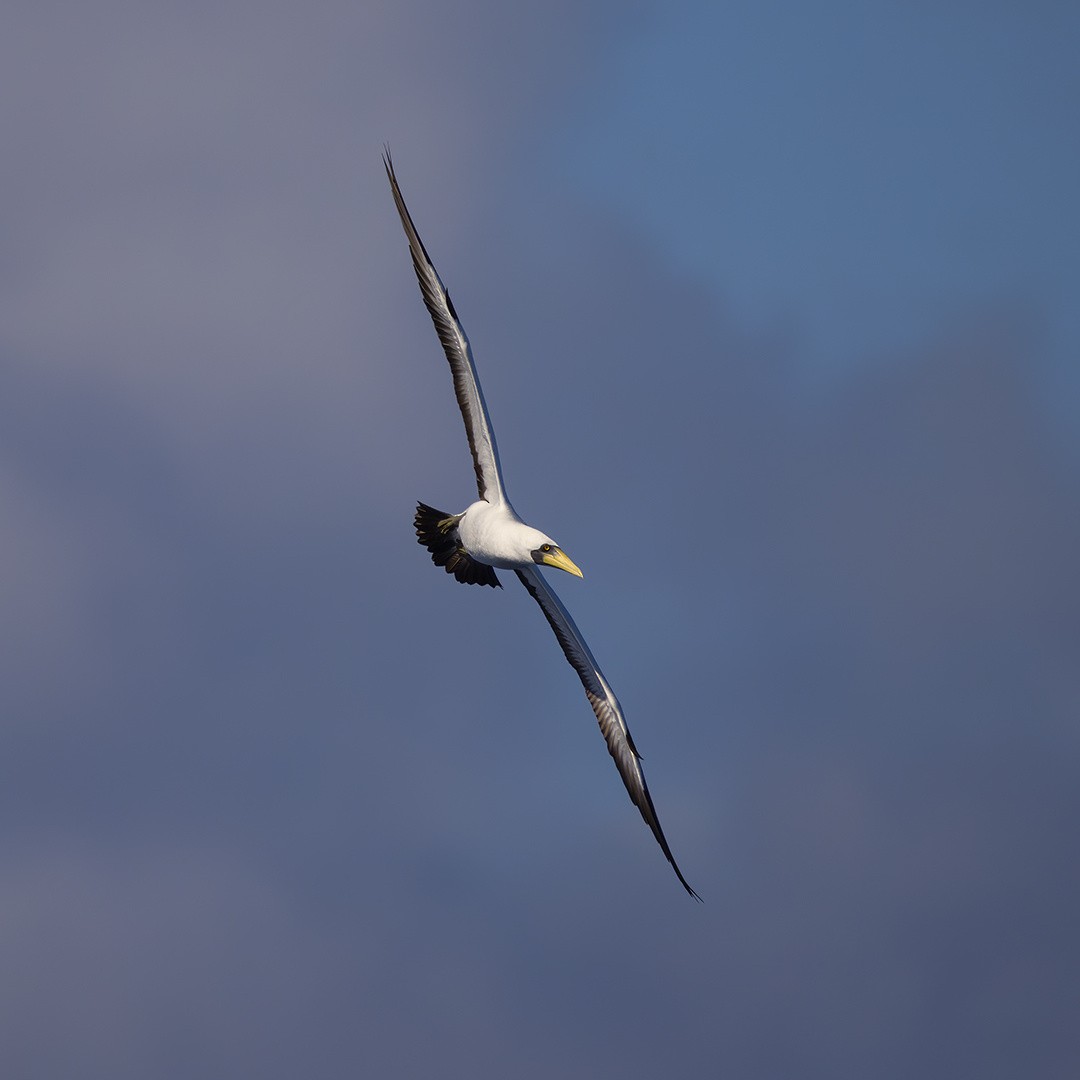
[530,538,583,578]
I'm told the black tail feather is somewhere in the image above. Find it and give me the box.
[414,502,501,588]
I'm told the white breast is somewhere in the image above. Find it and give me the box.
[458,500,550,569]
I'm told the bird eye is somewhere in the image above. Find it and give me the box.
[541,544,552,553]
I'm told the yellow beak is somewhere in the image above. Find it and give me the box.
[540,547,584,578]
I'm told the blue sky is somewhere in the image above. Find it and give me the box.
[560,4,1080,372]
[2,2,1078,1077]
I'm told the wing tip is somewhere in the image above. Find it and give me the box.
[677,872,703,902]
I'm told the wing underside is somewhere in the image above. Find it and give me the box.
[515,566,699,899]
[384,152,505,504]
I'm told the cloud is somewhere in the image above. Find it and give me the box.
[2,2,1078,1077]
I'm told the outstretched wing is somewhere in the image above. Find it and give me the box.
[384,152,506,504]
[515,566,699,899]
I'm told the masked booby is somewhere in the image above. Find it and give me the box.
[386,153,698,899]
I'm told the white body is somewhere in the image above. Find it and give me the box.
[457,499,554,569]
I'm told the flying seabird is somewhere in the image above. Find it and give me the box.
[385,153,698,899]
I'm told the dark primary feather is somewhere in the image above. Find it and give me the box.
[384,152,505,504]
[516,567,700,899]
